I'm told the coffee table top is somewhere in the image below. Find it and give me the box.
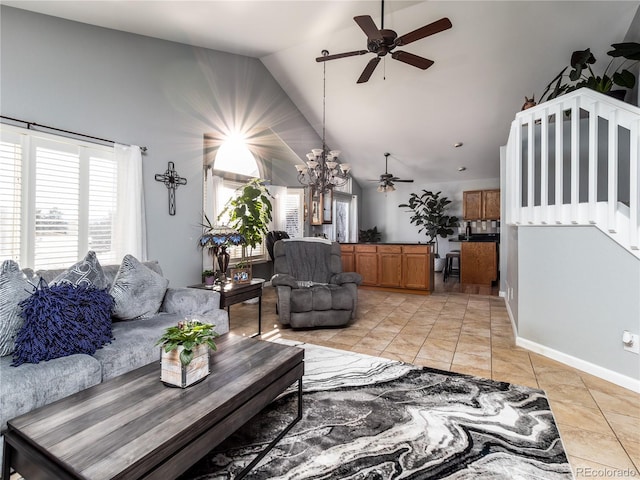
[7,334,303,479]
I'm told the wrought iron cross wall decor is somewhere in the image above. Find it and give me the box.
[155,161,187,215]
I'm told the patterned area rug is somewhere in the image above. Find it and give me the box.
[181,342,573,480]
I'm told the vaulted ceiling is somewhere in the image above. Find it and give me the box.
[5,1,639,187]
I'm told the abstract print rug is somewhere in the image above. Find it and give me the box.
[181,342,573,480]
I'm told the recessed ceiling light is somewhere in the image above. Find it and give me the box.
[454,142,463,148]
[458,166,467,172]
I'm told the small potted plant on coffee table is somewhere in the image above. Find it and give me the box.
[156,319,219,388]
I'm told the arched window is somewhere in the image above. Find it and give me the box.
[213,134,260,177]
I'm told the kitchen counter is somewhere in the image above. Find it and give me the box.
[449,234,500,243]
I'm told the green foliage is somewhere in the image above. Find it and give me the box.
[398,190,459,257]
[359,226,382,243]
[541,42,640,102]
[202,270,215,277]
[156,319,219,366]
[218,178,273,263]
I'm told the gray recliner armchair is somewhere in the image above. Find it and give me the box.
[271,239,362,328]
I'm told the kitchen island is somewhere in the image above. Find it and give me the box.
[449,234,499,287]
[340,243,434,294]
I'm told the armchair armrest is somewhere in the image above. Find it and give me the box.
[161,287,221,316]
[330,272,363,286]
[270,274,299,289]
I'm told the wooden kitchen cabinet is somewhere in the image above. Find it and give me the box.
[341,244,432,293]
[378,245,402,287]
[463,190,483,220]
[460,241,497,286]
[354,244,378,286]
[402,245,432,290]
[482,190,501,220]
[340,244,355,273]
[463,189,501,220]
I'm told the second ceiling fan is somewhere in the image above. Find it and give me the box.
[369,153,414,192]
[316,0,452,83]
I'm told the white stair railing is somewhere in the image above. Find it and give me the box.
[506,88,640,257]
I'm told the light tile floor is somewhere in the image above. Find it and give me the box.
[230,286,640,480]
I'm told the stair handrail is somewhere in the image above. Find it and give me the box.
[506,88,640,255]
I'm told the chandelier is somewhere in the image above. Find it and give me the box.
[296,50,351,193]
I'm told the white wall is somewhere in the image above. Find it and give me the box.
[360,177,500,256]
[0,6,321,287]
[518,226,640,387]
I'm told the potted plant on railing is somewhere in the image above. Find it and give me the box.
[156,319,219,388]
[218,178,273,283]
[399,190,459,272]
[540,42,640,103]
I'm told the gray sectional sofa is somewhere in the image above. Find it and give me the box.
[0,260,229,469]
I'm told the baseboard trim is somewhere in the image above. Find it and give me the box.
[515,337,640,393]
[503,298,639,392]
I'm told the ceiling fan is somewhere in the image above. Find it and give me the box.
[369,153,414,192]
[316,0,452,83]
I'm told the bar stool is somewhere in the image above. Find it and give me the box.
[444,250,460,282]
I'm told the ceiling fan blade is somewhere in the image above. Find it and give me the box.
[391,51,434,70]
[354,15,383,41]
[394,179,415,183]
[357,56,381,83]
[395,17,452,46]
[316,50,369,62]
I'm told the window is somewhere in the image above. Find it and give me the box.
[0,125,119,269]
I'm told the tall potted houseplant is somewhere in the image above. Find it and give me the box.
[218,178,273,281]
[399,190,459,272]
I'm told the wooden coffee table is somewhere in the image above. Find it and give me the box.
[2,334,303,480]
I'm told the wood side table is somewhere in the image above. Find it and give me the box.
[189,278,264,336]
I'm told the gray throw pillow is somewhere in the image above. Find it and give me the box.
[52,250,108,289]
[0,260,36,356]
[110,255,169,321]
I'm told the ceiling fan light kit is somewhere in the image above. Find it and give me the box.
[315,0,452,83]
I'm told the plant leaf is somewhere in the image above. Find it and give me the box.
[180,348,193,366]
[613,69,636,89]
[608,42,640,60]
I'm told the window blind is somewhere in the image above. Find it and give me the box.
[0,125,118,270]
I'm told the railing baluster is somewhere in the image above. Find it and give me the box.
[527,116,535,224]
[630,118,639,250]
[511,121,522,225]
[570,97,580,223]
[587,101,598,224]
[540,108,549,224]
[554,103,563,223]
[608,110,618,233]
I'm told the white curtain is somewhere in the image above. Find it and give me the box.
[113,144,147,260]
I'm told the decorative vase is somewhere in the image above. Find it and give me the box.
[160,344,210,388]
[217,246,230,280]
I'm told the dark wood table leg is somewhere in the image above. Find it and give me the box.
[235,378,303,480]
[258,296,262,336]
[2,438,13,480]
